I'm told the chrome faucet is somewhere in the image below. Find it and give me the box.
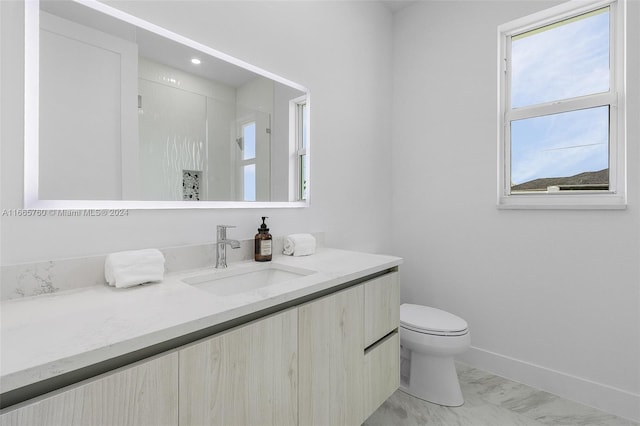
[215,225,241,269]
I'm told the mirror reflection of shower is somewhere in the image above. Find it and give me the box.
[138,58,272,202]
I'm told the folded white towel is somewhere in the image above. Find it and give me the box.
[105,249,165,288]
[283,233,316,257]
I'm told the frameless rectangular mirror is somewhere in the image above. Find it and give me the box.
[24,0,309,209]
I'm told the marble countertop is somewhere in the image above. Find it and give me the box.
[0,248,401,395]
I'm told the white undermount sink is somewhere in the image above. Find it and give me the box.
[182,263,317,296]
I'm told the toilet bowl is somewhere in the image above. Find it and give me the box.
[399,303,470,407]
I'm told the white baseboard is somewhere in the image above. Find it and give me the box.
[456,346,640,423]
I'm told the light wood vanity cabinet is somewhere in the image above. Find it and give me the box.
[299,271,400,426]
[0,270,400,426]
[0,352,178,426]
[178,308,298,426]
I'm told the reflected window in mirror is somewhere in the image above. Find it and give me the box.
[293,96,309,201]
[240,121,257,201]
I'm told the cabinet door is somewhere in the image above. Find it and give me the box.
[299,285,364,426]
[0,353,178,426]
[179,308,298,426]
[364,272,400,348]
[364,332,400,419]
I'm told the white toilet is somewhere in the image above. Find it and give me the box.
[399,303,470,407]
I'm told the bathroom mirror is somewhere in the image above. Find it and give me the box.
[24,0,309,209]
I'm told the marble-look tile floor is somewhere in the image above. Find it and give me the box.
[365,363,638,426]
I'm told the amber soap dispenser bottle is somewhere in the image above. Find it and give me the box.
[254,216,273,262]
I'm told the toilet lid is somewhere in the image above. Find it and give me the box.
[400,304,468,336]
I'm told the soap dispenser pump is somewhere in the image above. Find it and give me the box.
[254,217,272,262]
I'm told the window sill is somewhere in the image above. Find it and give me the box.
[497,193,627,210]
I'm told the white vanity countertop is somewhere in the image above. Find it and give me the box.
[0,248,401,394]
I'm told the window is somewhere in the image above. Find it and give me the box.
[498,0,626,209]
[240,121,256,201]
[291,96,308,201]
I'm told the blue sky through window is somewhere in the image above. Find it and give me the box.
[510,8,610,185]
[242,121,256,200]
[244,164,256,201]
[511,107,609,185]
[242,122,256,160]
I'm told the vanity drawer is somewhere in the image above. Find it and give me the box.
[0,352,178,426]
[364,271,400,348]
[364,331,400,419]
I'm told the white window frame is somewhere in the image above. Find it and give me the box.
[290,95,308,201]
[497,0,626,209]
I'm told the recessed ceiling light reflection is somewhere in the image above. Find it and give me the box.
[191,58,201,65]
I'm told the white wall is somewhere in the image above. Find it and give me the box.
[0,0,393,263]
[39,11,137,200]
[391,0,640,421]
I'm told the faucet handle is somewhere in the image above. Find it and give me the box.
[216,225,236,240]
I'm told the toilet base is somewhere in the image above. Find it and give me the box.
[400,351,464,407]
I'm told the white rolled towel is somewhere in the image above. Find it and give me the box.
[283,233,316,256]
[105,249,165,288]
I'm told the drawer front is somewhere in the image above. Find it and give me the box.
[364,272,400,348]
[363,331,400,419]
[0,353,178,426]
